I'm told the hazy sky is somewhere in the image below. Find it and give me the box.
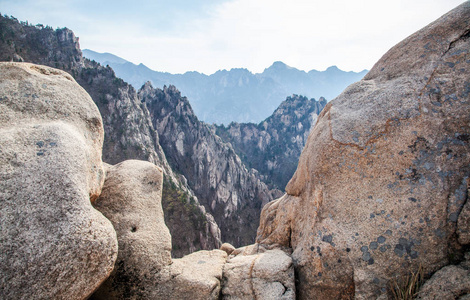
[0,0,466,74]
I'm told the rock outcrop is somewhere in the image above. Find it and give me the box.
[416,263,470,299]
[91,160,172,298]
[216,95,326,190]
[0,15,222,256]
[140,83,282,247]
[257,3,470,299]
[155,250,227,300]
[0,62,118,299]
[90,159,227,299]
[0,63,294,299]
[222,244,295,299]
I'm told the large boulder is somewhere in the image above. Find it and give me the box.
[0,62,118,299]
[91,159,227,299]
[257,3,470,299]
[91,160,172,299]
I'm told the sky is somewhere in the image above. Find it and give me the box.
[0,0,467,74]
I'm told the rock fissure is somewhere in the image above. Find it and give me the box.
[326,96,420,150]
[248,255,260,300]
[445,29,470,56]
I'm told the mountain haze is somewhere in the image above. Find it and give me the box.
[83,49,367,124]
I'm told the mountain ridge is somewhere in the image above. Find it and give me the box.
[83,49,367,77]
[83,49,367,124]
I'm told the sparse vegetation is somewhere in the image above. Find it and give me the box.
[161,175,208,257]
[390,265,424,300]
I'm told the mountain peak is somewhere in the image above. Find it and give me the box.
[325,65,340,72]
[141,81,153,90]
[272,61,287,67]
[266,61,293,71]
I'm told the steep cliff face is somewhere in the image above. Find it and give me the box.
[77,62,222,257]
[216,95,326,190]
[76,63,164,166]
[0,14,221,257]
[0,19,83,71]
[139,83,282,246]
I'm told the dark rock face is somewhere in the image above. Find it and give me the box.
[216,95,326,190]
[77,64,167,167]
[0,15,220,257]
[257,3,470,299]
[140,83,282,247]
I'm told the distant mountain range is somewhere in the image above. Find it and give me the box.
[83,49,367,124]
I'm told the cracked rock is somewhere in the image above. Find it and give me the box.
[222,244,295,299]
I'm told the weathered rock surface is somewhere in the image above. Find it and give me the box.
[220,242,236,255]
[416,264,470,299]
[222,244,295,299]
[0,15,222,256]
[155,250,227,300]
[0,62,118,299]
[216,95,326,190]
[140,83,282,247]
[90,159,226,299]
[257,3,470,299]
[458,180,470,245]
[92,160,172,299]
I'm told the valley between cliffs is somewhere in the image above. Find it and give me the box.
[1,2,470,299]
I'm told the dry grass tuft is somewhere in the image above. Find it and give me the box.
[390,264,424,300]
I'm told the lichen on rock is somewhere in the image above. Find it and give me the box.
[257,2,470,299]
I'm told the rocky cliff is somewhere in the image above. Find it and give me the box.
[0,14,221,257]
[257,2,470,299]
[216,95,326,190]
[139,83,282,247]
